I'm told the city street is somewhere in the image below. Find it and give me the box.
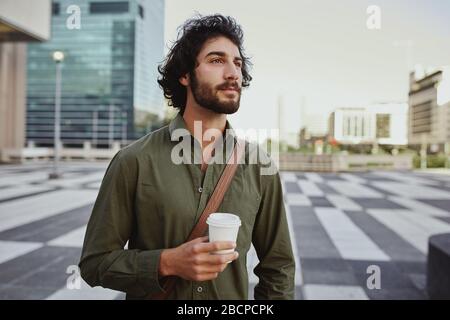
[0,162,450,299]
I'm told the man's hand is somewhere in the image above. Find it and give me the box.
[158,236,239,281]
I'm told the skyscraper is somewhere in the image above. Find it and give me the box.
[26,0,165,147]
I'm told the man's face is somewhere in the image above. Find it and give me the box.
[188,36,243,114]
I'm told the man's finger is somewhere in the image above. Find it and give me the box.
[208,251,239,265]
[195,273,219,282]
[198,263,230,273]
[194,241,236,254]
[190,236,209,244]
[196,251,238,265]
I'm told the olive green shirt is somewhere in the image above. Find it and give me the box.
[79,113,295,300]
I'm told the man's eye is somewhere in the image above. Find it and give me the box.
[235,62,242,68]
[211,59,223,64]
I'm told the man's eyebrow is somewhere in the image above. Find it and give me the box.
[205,51,242,61]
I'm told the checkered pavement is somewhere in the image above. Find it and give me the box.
[0,162,449,299]
[281,170,450,299]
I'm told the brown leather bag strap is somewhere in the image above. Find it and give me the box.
[152,138,245,299]
[186,138,245,242]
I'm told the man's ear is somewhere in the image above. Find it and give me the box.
[179,73,189,87]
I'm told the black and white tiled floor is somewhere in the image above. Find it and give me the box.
[0,162,450,299]
[282,171,450,299]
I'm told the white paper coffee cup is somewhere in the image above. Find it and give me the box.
[206,213,241,255]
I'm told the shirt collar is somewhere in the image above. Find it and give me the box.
[168,112,236,143]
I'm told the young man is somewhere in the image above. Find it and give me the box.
[79,14,295,300]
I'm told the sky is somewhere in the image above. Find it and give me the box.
[164,0,450,138]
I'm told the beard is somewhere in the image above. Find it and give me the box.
[190,72,241,114]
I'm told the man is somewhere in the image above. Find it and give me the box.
[79,14,295,300]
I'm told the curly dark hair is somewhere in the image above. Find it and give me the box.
[157,14,252,114]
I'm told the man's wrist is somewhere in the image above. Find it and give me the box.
[158,248,173,277]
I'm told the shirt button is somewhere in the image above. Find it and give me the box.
[198,187,203,193]
[196,286,203,293]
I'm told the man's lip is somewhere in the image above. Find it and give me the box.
[221,88,239,91]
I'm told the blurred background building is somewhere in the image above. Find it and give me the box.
[408,66,450,154]
[0,0,51,161]
[26,0,165,148]
[328,103,408,147]
[298,101,328,150]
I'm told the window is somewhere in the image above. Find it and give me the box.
[52,2,60,15]
[376,114,390,138]
[346,117,351,136]
[138,4,144,19]
[90,1,129,14]
[412,101,432,134]
[361,117,365,137]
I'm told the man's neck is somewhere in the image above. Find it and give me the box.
[182,103,227,150]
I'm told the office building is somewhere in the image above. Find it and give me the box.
[26,0,165,147]
[408,67,450,153]
[328,103,408,146]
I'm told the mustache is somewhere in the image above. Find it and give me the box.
[216,82,241,92]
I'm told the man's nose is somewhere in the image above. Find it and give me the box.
[224,62,240,81]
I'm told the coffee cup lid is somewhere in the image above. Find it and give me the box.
[206,213,241,227]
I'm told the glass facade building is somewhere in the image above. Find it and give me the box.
[26,0,165,147]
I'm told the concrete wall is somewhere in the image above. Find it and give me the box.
[0,0,51,162]
[0,0,51,41]
[0,43,27,160]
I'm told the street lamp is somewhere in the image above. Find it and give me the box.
[49,50,64,179]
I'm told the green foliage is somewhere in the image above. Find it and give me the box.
[413,154,448,168]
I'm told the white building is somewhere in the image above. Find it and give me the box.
[328,103,408,146]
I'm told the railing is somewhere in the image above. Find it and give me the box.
[279,153,413,172]
[2,145,414,172]
[1,142,121,162]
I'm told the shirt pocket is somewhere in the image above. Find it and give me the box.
[136,183,163,222]
[136,182,199,246]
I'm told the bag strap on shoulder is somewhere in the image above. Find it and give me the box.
[152,138,245,299]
